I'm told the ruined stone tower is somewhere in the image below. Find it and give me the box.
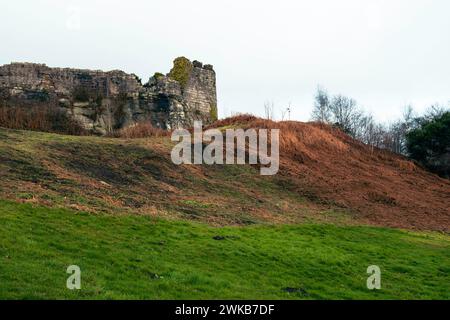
[0,57,217,134]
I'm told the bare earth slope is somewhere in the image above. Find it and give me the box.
[1,116,449,231]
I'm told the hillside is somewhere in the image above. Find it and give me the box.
[210,116,450,231]
[1,116,449,231]
[1,118,450,300]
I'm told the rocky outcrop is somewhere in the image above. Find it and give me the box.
[0,57,217,134]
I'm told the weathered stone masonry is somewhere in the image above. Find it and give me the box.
[0,57,217,134]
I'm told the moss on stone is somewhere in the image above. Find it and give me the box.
[168,57,193,90]
[153,72,164,80]
[209,104,218,122]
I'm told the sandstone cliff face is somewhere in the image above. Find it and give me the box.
[0,58,217,134]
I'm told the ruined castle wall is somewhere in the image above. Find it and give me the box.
[0,58,217,134]
[0,62,141,97]
[182,61,217,122]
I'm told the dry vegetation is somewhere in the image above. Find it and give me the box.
[112,121,170,139]
[0,105,87,135]
[209,115,450,231]
[0,105,170,139]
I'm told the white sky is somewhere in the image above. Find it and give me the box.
[1,0,449,122]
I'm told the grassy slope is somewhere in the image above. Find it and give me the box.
[0,128,352,226]
[0,200,449,300]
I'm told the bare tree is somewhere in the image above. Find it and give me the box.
[311,86,331,123]
[328,94,363,137]
[356,113,374,143]
[422,104,447,123]
[264,101,275,120]
[311,87,368,138]
[381,105,417,154]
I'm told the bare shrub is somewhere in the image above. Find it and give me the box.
[0,105,87,135]
[113,121,169,139]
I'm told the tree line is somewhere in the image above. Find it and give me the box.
[310,86,449,178]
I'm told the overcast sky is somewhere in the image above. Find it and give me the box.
[1,0,449,122]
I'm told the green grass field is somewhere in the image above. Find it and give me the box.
[1,200,448,300]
